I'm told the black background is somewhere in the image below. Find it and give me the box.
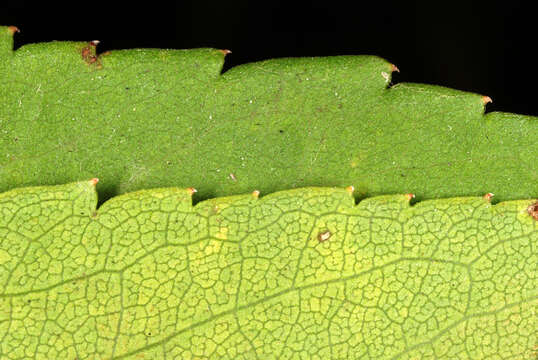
[1,1,536,116]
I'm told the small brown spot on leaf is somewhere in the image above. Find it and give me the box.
[81,47,91,58]
[317,230,331,242]
[81,41,101,68]
[527,201,538,221]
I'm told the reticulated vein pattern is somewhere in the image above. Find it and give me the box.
[0,181,536,359]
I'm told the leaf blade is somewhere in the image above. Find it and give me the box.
[0,181,535,358]
[1,27,536,201]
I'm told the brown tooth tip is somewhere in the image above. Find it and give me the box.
[219,49,232,56]
[89,178,99,186]
[252,190,260,198]
[345,185,355,195]
[405,193,415,201]
[187,187,197,195]
[390,64,400,72]
[90,40,100,46]
[482,96,492,104]
[483,193,494,201]
[7,26,20,35]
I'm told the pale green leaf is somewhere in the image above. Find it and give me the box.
[0,181,536,359]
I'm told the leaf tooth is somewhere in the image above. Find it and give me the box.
[483,192,495,202]
[404,193,415,201]
[186,187,197,196]
[481,95,493,105]
[251,190,260,199]
[345,185,355,196]
[1,26,18,57]
[390,63,399,73]
[218,49,232,56]
[89,178,99,186]
[7,26,20,35]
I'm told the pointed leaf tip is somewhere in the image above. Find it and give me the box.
[390,63,400,73]
[219,49,232,56]
[482,95,493,105]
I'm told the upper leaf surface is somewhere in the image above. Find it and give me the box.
[0,26,536,201]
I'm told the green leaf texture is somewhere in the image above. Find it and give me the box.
[1,26,536,201]
[0,180,536,359]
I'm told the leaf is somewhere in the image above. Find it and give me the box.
[0,26,536,202]
[1,26,537,359]
[0,180,536,359]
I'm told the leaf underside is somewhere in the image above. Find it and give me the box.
[0,181,536,359]
[0,26,536,202]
